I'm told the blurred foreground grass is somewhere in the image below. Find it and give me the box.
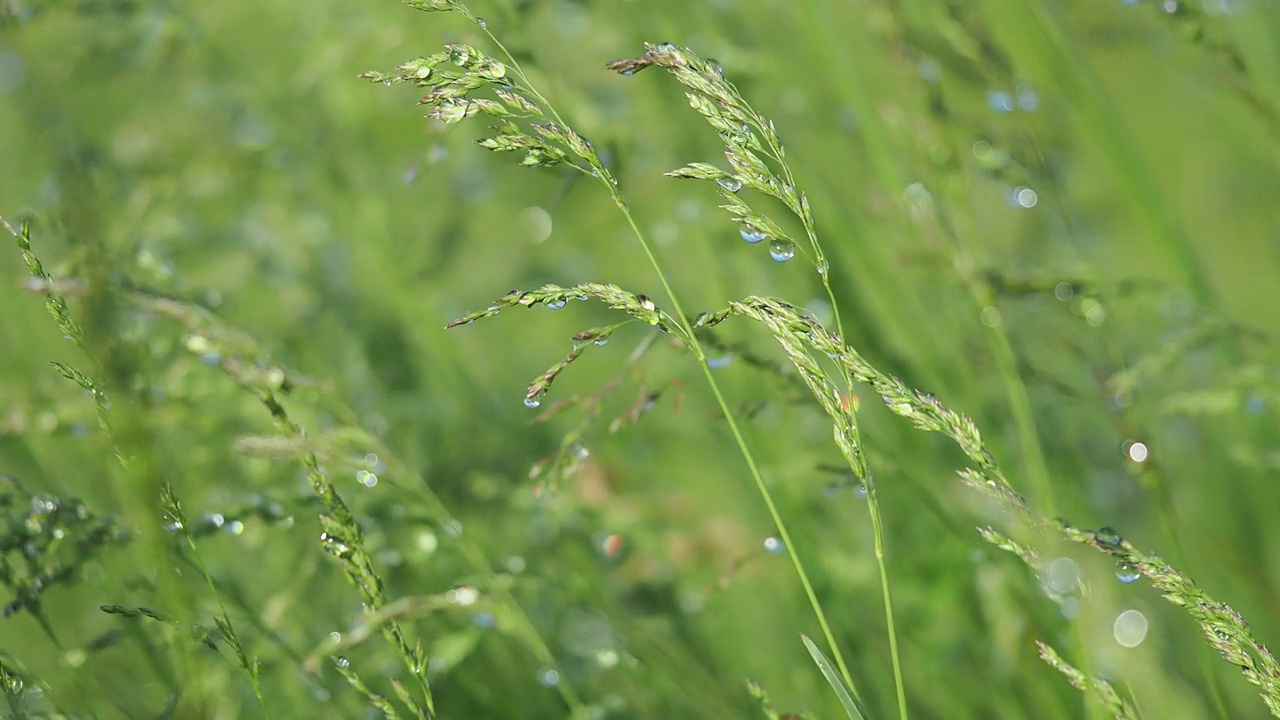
[2,0,1279,718]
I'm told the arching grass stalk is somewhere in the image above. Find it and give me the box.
[5,217,272,717]
[605,43,907,719]
[718,295,1279,718]
[128,288,587,719]
[370,0,867,708]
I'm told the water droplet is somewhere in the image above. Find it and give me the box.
[986,90,1014,113]
[768,239,796,262]
[570,444,589,460]
[335,656,350,668]
[706,58,723,77]
[740,228,767,244]
[853,481,868,499]
[598,533,624,558]
[1125,441,1149,463]
[593,337,608,346]
[1113,608,1149,647]
[1042,557,1080,595]
[546,298,567,310]
[162,521,183,532]
[1096,526,1121,546]
[476,17,487,29]
[1115,561,1140,583]
[448,585,480,605]
[225,520,245,536]
[450,47,470,66]
[762,536,784,553]
[717,177,742,192]
[980,306,1002,327]
[1015,83,1039,111]
[1008,186,1038,208]
[538,667,561,687]
[706,355,732,369]
[382,79,392,87]
[657,41,675,51]
[1054,282,1074,301]
[525,397,541,408]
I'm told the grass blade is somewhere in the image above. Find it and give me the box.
[801,633,869,720]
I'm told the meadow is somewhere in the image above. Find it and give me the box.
[2,0,1279,718]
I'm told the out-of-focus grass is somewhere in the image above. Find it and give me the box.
[2,0,1279,718]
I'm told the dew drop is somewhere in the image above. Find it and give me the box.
[382,80,391,87]
[476,17,487,29]
[986,90,1014,113]
[524,397,541,408]
[593,337,608,346]
[546,298,567,310]
[1115,561,1140,584]
[598,533,624,558]
[1096,526,1121,546]
[717,177,742,193]
[762,536,784,553]
[538,667,561,687]
[740,228,767,244]
[1015,84,1039,112]
[706,355,732,369]
[450,47,470,66]
[768,239,796,262]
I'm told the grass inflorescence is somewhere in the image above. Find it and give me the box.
[3,0,1279,718]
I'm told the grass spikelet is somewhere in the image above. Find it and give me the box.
[718,293,1280,716]
[1036,640,1138,720]
[160,482,272,714]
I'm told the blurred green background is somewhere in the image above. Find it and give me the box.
[2,0,1279,718]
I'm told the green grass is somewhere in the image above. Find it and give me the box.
[3,0,1280,718]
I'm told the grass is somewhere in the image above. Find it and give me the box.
[2,0,1280,718]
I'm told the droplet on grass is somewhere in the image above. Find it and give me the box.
[546,298,567,310]
[763,536,784,553]
[986,90,1014,113]
[1116,561,1140,584]
[768,239,796,262]
[717,177,743,192]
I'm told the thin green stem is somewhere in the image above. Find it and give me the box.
[774,129,910,720]
[460,8,866,707]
